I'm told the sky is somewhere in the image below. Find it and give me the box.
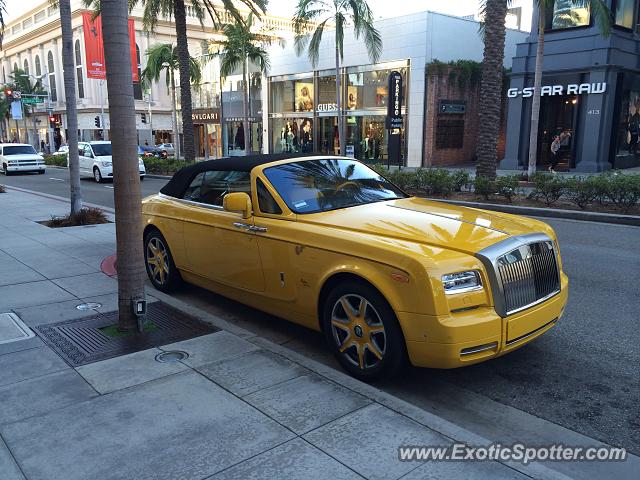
[4,0,533,30]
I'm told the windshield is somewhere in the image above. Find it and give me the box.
[3,145,38,155]
[92,144,112,156]
[264,159,406,214]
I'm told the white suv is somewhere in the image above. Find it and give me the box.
[77,141,146,182]
[1,143,46,175]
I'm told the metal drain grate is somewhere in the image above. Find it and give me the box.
[35,302,218,367]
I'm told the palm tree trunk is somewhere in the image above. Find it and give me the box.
[335,44,345,156]
[170,70,179,158]
[527,13,545,179]
[59,0,82,214]
[242,53,251,154]
[475,0,508,179]
[174,0,195,162]
[101,0,146,332]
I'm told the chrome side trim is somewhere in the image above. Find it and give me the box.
[460,342,498,356]
[444,283,483,296]
[476,233,560,318]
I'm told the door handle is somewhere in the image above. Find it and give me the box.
[248,225,268,233]
[233,222,252,230]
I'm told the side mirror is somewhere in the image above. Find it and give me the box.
[223,192,252,219]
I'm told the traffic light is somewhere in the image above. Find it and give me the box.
[94,116,101,128]
[141,113,147,124]
[4,87,13,98]
[49,115,56,128]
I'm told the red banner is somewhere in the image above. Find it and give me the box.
[82,12,138,82]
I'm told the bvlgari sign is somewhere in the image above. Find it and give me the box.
[507,83,607,98]
[191,108,220,123]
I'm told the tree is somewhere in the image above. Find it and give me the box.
[93,0,268,161]
[59,0,83,214]
[9,68,44,145]
[100,0,146,332]
[293,0,382,156]
[213,13,272,155]
[141,43,202,161]
[526,0,610,178]
[475,0,509,179]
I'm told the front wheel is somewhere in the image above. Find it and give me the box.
[322,281,406,382]
[144,229,182,292]
[3,163,11,176]
[93,167,103,183]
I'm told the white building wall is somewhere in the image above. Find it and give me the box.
[267,11,527,167]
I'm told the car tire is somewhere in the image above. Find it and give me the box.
[140,176,145,181]
[93,167,103,183]
[38,170,45,175]
[144,229,182,293]
[2,163,11,176]
[322,280,406,382]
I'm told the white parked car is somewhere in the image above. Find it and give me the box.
[1,143,46,175]
[155,143,175,156]
[78,141,146,183]
[53,145,69,156]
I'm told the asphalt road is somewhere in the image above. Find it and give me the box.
[3,167,639,458]
[0,167,169,208]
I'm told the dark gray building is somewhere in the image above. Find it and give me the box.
[503,0,640,172]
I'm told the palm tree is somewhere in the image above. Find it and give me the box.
[526,0,611,178]
[9,68,43,145]
[84,0,267,161]
[59,0,83,214]
[293,0,382,156]
[475,0,509,180]
[141,43,202,161]
[212,13,272,155]
[100,0,146,332]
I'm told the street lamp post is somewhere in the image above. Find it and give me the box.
[163,61,180,159]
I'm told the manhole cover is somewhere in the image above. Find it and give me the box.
[155,351,189,363]
[35,302,218,367]
[76,302,102,311]
[0,313,35,344]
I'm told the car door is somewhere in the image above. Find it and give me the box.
[78,143,89,174]
[181,169,265,292]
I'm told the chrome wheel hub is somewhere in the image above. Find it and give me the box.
[146,237,169,285]
[330,294,386,370]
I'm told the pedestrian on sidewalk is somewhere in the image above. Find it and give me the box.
[549,135,561,173]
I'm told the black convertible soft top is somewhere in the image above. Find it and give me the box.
[159,152,318,198]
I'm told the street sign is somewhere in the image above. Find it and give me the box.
[22,97,45,104]
[439,100,466,115]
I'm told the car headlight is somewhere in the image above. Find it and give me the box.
[100,161,112,167]
[442,270,482,294]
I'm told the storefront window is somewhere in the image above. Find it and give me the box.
[345,116,387,162]
[317,73,338,108]
[270,75,314,113]
[345,67,408,111]
[272,117,314,153]
[549,0,590,29]
[615,0,636,28]
[615,89,640,159]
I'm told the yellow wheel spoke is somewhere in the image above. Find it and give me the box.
[366,342,383,361]
[356,343,365,369]
[369,326,384,336]
[331,318,351,333]
[340,297,356,322]
[339,338,353,353]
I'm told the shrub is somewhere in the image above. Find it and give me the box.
[43,154,67,167]
[473,176,495,200]
[529,173,566,206]
[494,175,520,203]
[0,184,6,193]
[450,170,471,192]
[384,169,416,190]
[142,157,189,175]
[564,176,601,210]
[414,168,453,196]
[46,207,109,228]
[601,173,640,213]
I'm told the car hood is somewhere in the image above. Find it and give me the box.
[4,154,43,161]
[298,197,544,254]
[95,155,112,161]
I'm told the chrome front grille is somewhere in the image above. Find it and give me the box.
[476,233,562,318]
[497,241,560,315]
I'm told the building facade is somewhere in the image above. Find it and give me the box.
[504,0,640,172]
[264,11,527,168]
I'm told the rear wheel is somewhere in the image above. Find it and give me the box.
[93,167,103,183]
[144,229,182,292]
[322,281,406,382]
[38,169,45,175]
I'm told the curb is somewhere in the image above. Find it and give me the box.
[3,185,116,214]
[431,198,640,227]
[149,287,574,480]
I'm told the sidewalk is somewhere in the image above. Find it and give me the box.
[0,188,635,480]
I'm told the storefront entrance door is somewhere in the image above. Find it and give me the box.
[537,95,578,170]
[318,117,339,155]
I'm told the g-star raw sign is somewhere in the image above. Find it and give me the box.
[507,83,607,98]
[386,70,403,129]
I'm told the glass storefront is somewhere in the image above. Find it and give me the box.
[548,0,590,30]
[614,72,640,168]
[615,0,637,29]
[269,61,408,164]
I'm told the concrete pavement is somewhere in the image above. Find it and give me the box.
[0,187,637,479]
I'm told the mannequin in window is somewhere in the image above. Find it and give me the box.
[280,126,287,152]
[286,122,294,152]
[234,122,245,150]
[292,121,299,152]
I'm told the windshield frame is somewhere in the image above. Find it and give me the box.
[263,158,408,215]
[2,145,39,156]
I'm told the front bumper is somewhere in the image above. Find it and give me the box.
[402,273,568,368]
[5,164,45,172]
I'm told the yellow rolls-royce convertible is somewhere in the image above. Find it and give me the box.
[142,155,568,381]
